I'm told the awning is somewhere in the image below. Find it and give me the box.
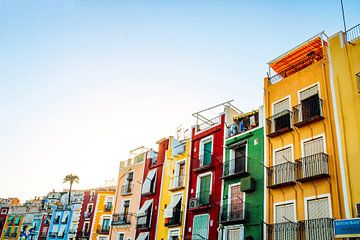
[136,232,149,240]
[58,225,65,237]
[137,199,153,216]
[164,195,182,218]
[141,169,157,194]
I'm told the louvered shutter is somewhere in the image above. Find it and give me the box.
[275,147,292,165]
[192,214,209,239]
[274,98,290,115]
[228,228,243,240]
[307,197,330,219]
[300,85,318,101]
[304,137,324,156]
[275,203,295,223]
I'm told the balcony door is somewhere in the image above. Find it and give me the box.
[102,218,110,232]
[230,144,246,175]
[306,197,333,240]
[198,174,211,205]
[229,184,244,221]
[192,214,209,240]
[203,141,212,166]
[300,85,320,121]
[273,98,291,131]
[303,137,325,178]
[274,147,294,185]
[274,202,296,240]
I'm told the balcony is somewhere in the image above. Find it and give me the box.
[293,98,323,127]
[266,110,292,137]
[346,23,360,42]
[192,154,213,172]
[222,157,247,179]
[220,202,248,224]
[169,175,186,191]
[266,218,334,240]
[136,214,151,229]
[96,225,110,234]
[112,213,131,225]
[49,232,58,238]
[296,153,329,182]
[4,232,10,237]
[120,184,133,195]
[53,217,60,224]
[104,203,112,212]
[10,232,17,237]
[188,191,213,211]
[267,162,296,189]
[165,211,182,227]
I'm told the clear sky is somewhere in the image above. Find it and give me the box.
[0,0,359,202]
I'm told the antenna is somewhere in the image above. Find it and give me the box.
[340,0,347,34]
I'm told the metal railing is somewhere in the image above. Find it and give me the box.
[189,191,212,209]
[136,213,151,229]
[223,157,247,178]
[169,175,186,190]
[346,24,360,42]
[266,218,334,240]
[220,202,248,223]
[296,153,329,181]
[266,110,292,137]
[197,116,221,132]
[192,154,213,171]
[269,51,323,84]
[293,98,323,126]
[267,162,296,188]
[165,211,182,227]
[121,184,133,195]
[112,213,131,225]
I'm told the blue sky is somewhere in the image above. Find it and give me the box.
[0,0,359,201]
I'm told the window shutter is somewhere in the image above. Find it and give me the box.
[274,98,290,115]
[307,197,330,219]
[274,147,292,165]
[192,214,209,239]
[300,85,318,101]
[304,137,324,156]
[275,203,295,223]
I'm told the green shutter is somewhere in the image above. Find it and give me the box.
[203,141,212,165]
[14,216,20,224]
[192,214,209,240]
[6,226,11,233]
[199,175,211,204]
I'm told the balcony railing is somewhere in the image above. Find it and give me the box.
[112,213,131,225]
[267,162,296,188]
[169,175,186,191]
[189,191,213,210]
[293,98,323,127]
[266,218,334,240]
[10,232,18,237]
[269,51,323,84]
[136,214,151,229]
[165,211,182,227]
[266,110,292,137]
[49,232,58,238]
[222,157,247,179]
[296,153,329,182]
[192,154,213,172]
[346,23,360,42]
[53,217,60,224]
[96,225,110,234]
[121,184,133,195]
[220,202,248,224]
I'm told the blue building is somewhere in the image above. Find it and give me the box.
[47,205,73,239]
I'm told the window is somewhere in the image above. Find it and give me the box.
[168,229,180,240]
[298,85,322,122]
[61,212,69,224]
[201,139,212,166]
[83,222,89,233]
[124,172,134,194]
[192,214,209,240]
[306,197,332,239]
[105,197,114,211]
[121,200,130,222]
[307,197,330,219]
[274,202,296,240]
[197,174,211,205]
[173,161,185,188]
[225,226,244,240]
[303,137,324,157]
[229,143,247,175]
[118,233,125,240]
[102,218,111,232]
[273,98,291,132]
[272,147,294,185]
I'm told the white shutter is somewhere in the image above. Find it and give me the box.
[304,137,324,156]
[307,197,330,219]
[300,85,318,101]
[274,147,292,165]
[227,227,244,240]
[275,203,295,223]
[274,98,290,115]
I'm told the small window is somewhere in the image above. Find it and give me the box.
[118,233,125,240]
[1,209,7,214]
[356,73,360,93]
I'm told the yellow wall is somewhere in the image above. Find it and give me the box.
[156,137,190,240]
[329,32,360,218]
[264,46,346,224]
[1,215,23,240]
[90,190,115,240]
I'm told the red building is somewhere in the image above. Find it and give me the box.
[184,102,239,239]
[136,138,169,240]
[38,213,50,239]
[76,190,97,239]
[0,206,9,235]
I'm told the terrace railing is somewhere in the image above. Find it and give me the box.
[296,153,329,181]
[293,98,323,127]
[267,162,296,188]
[346,24,360,42]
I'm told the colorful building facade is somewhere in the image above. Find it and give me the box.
[156,137,190,240]
[110,147,147,240]
[328,24,360,220]
[77,189,97,239]
[264,33,346,239]
[220,108,264,240]
[47,205,73,240]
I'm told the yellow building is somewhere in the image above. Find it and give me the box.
[90,187,116,240]
[1,214,23,240]
[328,24,360,219]
[264,33,346,239]
[155,137,190,240]
[110,147,147,240]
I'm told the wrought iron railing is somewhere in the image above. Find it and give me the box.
[223,157,247,178]
[267,162,296,188]
[169,175,186,190]
[220,202,248,223]
[189,191,212,209]
[346,24,360,42]
[293,98,323,126]
[121,184,133,195]
[192,154,213,171]
[266,110,292,137]
[296,153,329,181]
[269,51,323,84]
[112,213,131,225]
[136,213,151,229]
[165,211,182,227]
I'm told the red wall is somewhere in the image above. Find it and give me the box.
[185,114,225,239]
[0,207,9,234]
[136,138,169,240]
[77,190,97,237]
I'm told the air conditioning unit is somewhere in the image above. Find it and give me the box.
[189,198,199,209]
[356,203,360,218]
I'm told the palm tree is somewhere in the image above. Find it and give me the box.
[63,174,80,205]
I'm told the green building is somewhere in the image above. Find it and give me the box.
[220,107,264,240]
